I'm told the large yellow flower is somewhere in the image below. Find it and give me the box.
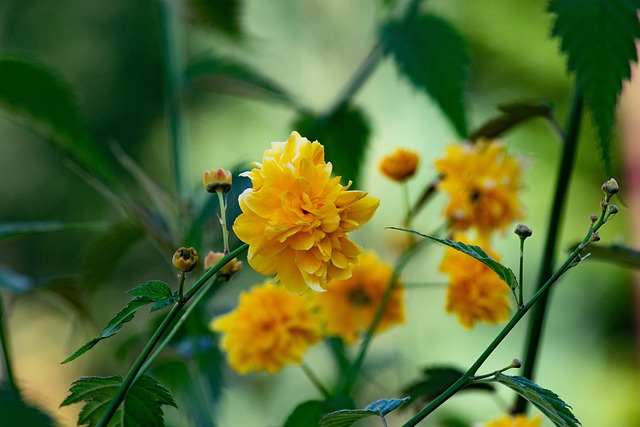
[233,131,380,293]
[313,252,404,344]
[440,236,511,328]
[210,281,322,374]
[434,141,522,237]
[484,414,542,427]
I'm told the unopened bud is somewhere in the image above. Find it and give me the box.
[589,214,598,225]
[514,224,532,239]
[607,204,619,215]
[601,200,608,212]
[203,251,242,280]
[589,232,600,244]
[203,168,232,193]
[379,148,420,182]
[511,359,522,368]
[601,178,619,196]
[173,247,199,272]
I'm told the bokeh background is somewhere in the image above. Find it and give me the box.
[0,0,638,426]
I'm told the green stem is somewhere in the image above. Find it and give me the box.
[178,271,186,302]
[96,244,248,427]
[159,0,187,201]
[0,293,19,397]
[402,208,606,426]
[513,86,584,414]
[518,238,525,307]
[217,191,230,254]
[301,362,331,399]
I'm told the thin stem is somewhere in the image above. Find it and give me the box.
[0,293,19,397]
[402,182,416,247]
[178,271,186,302]
[518,238,525,307]
[159,0,187,201]
[217,190,230,254]
[96,244,249,427]
[301,362,331,399]
[514,86,584,414]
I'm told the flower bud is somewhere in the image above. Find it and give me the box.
[511,358,522,369]
[601,178,619,196]
[203,168,232,193]
[589,232,600,244]
[607,204,619,215]
[589,213,598,224]
[173,247,199,272]
[514,224,532,239]
[379,148,420,182]
[204,251,242,280]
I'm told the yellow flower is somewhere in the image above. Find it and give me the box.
[233,131,380,293]
[434,141,522,237]
[313,252,404,344]
[210,281,322,374]
[484,414,542,427]
[379,148,420,182]
[440,236,510,328]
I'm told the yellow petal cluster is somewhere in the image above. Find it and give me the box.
[484,415,542,427]
[233,131,380,293]
[210,281,322,374]
[434,141,522,237]
[379,148,420,182]
[440,236,510,328]
[313,252,404,344]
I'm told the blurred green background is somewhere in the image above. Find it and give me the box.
[0,0,638,426]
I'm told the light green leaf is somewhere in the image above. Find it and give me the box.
[381,14,469,137]
[0,221,105,241]
[548,0,640,175]
[493,373,580,427]
[0,57,117,185]
[320,397,409,427]
[388,227,518,290]
[292,105,370,187]
[469,100,555,141]
[60,375,176,427]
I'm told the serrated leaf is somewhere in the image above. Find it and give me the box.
[388,227,518,290]
[320,397,409,427]
[493,373,580,427]
[548,0,640,175]
[60,375,176,427]
[0,221,105,241]
[572,242,640,269]
[128,280,176,312]
[0,57,117,185]
[186,55,293,103]
[187,0,242,38]
[381,14,469,137]
[402,366,494,407]
[469,100,555,141]
[292,105,370,186]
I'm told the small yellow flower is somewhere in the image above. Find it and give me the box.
[210,281,322,374]
[203,168,233,193]
[233,131,380,293]
[484,414,542,427]
[172,247,199,272]
[313,252,404,344]
[434,141,522,237]
[379,148,420,182]
[203,251,242,280]
[440,236,510,328]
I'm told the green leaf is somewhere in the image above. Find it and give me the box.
[548,0,640,175]
[60,375,177,427]
[381,14,469,137]
[0,221,105,241]
[320,397,409,427]
[284,400,332,427]
[0,57,117,185]
[388,227,518,290]
[62,281,173,363]
[186,55,293,103]
[573,242,640,269]
[469,100,555,141]
[493,373,580,427]
[402,367,494,407]
[186,0,242,38]
[0,385,56,427]
[292,105,370,186]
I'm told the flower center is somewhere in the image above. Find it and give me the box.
[348,287,372,306]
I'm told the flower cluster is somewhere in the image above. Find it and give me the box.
[440,236,511,328]
[484,414,541,427]
[233,131,380,293]
[434,140,522,237]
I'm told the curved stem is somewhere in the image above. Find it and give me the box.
[301,362,331,399]
[513,85,584,414]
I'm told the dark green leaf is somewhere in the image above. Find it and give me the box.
[60,375,177,427]
[548,0,640,175]
[0,57,117,185]
[493,373,580,427]
[292,105,370,186]
[402,366,494,408]
[284,400,332,427]
[469,100,555,141]
[388,227,518,290]
[128,280,172,301]
[320,397,409,427]
[186,56,293,103]
[0,385,56,427]
[570,242,640,269]
[187,0,242,38]
[381,14,469,137]
[0,221,105,241]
